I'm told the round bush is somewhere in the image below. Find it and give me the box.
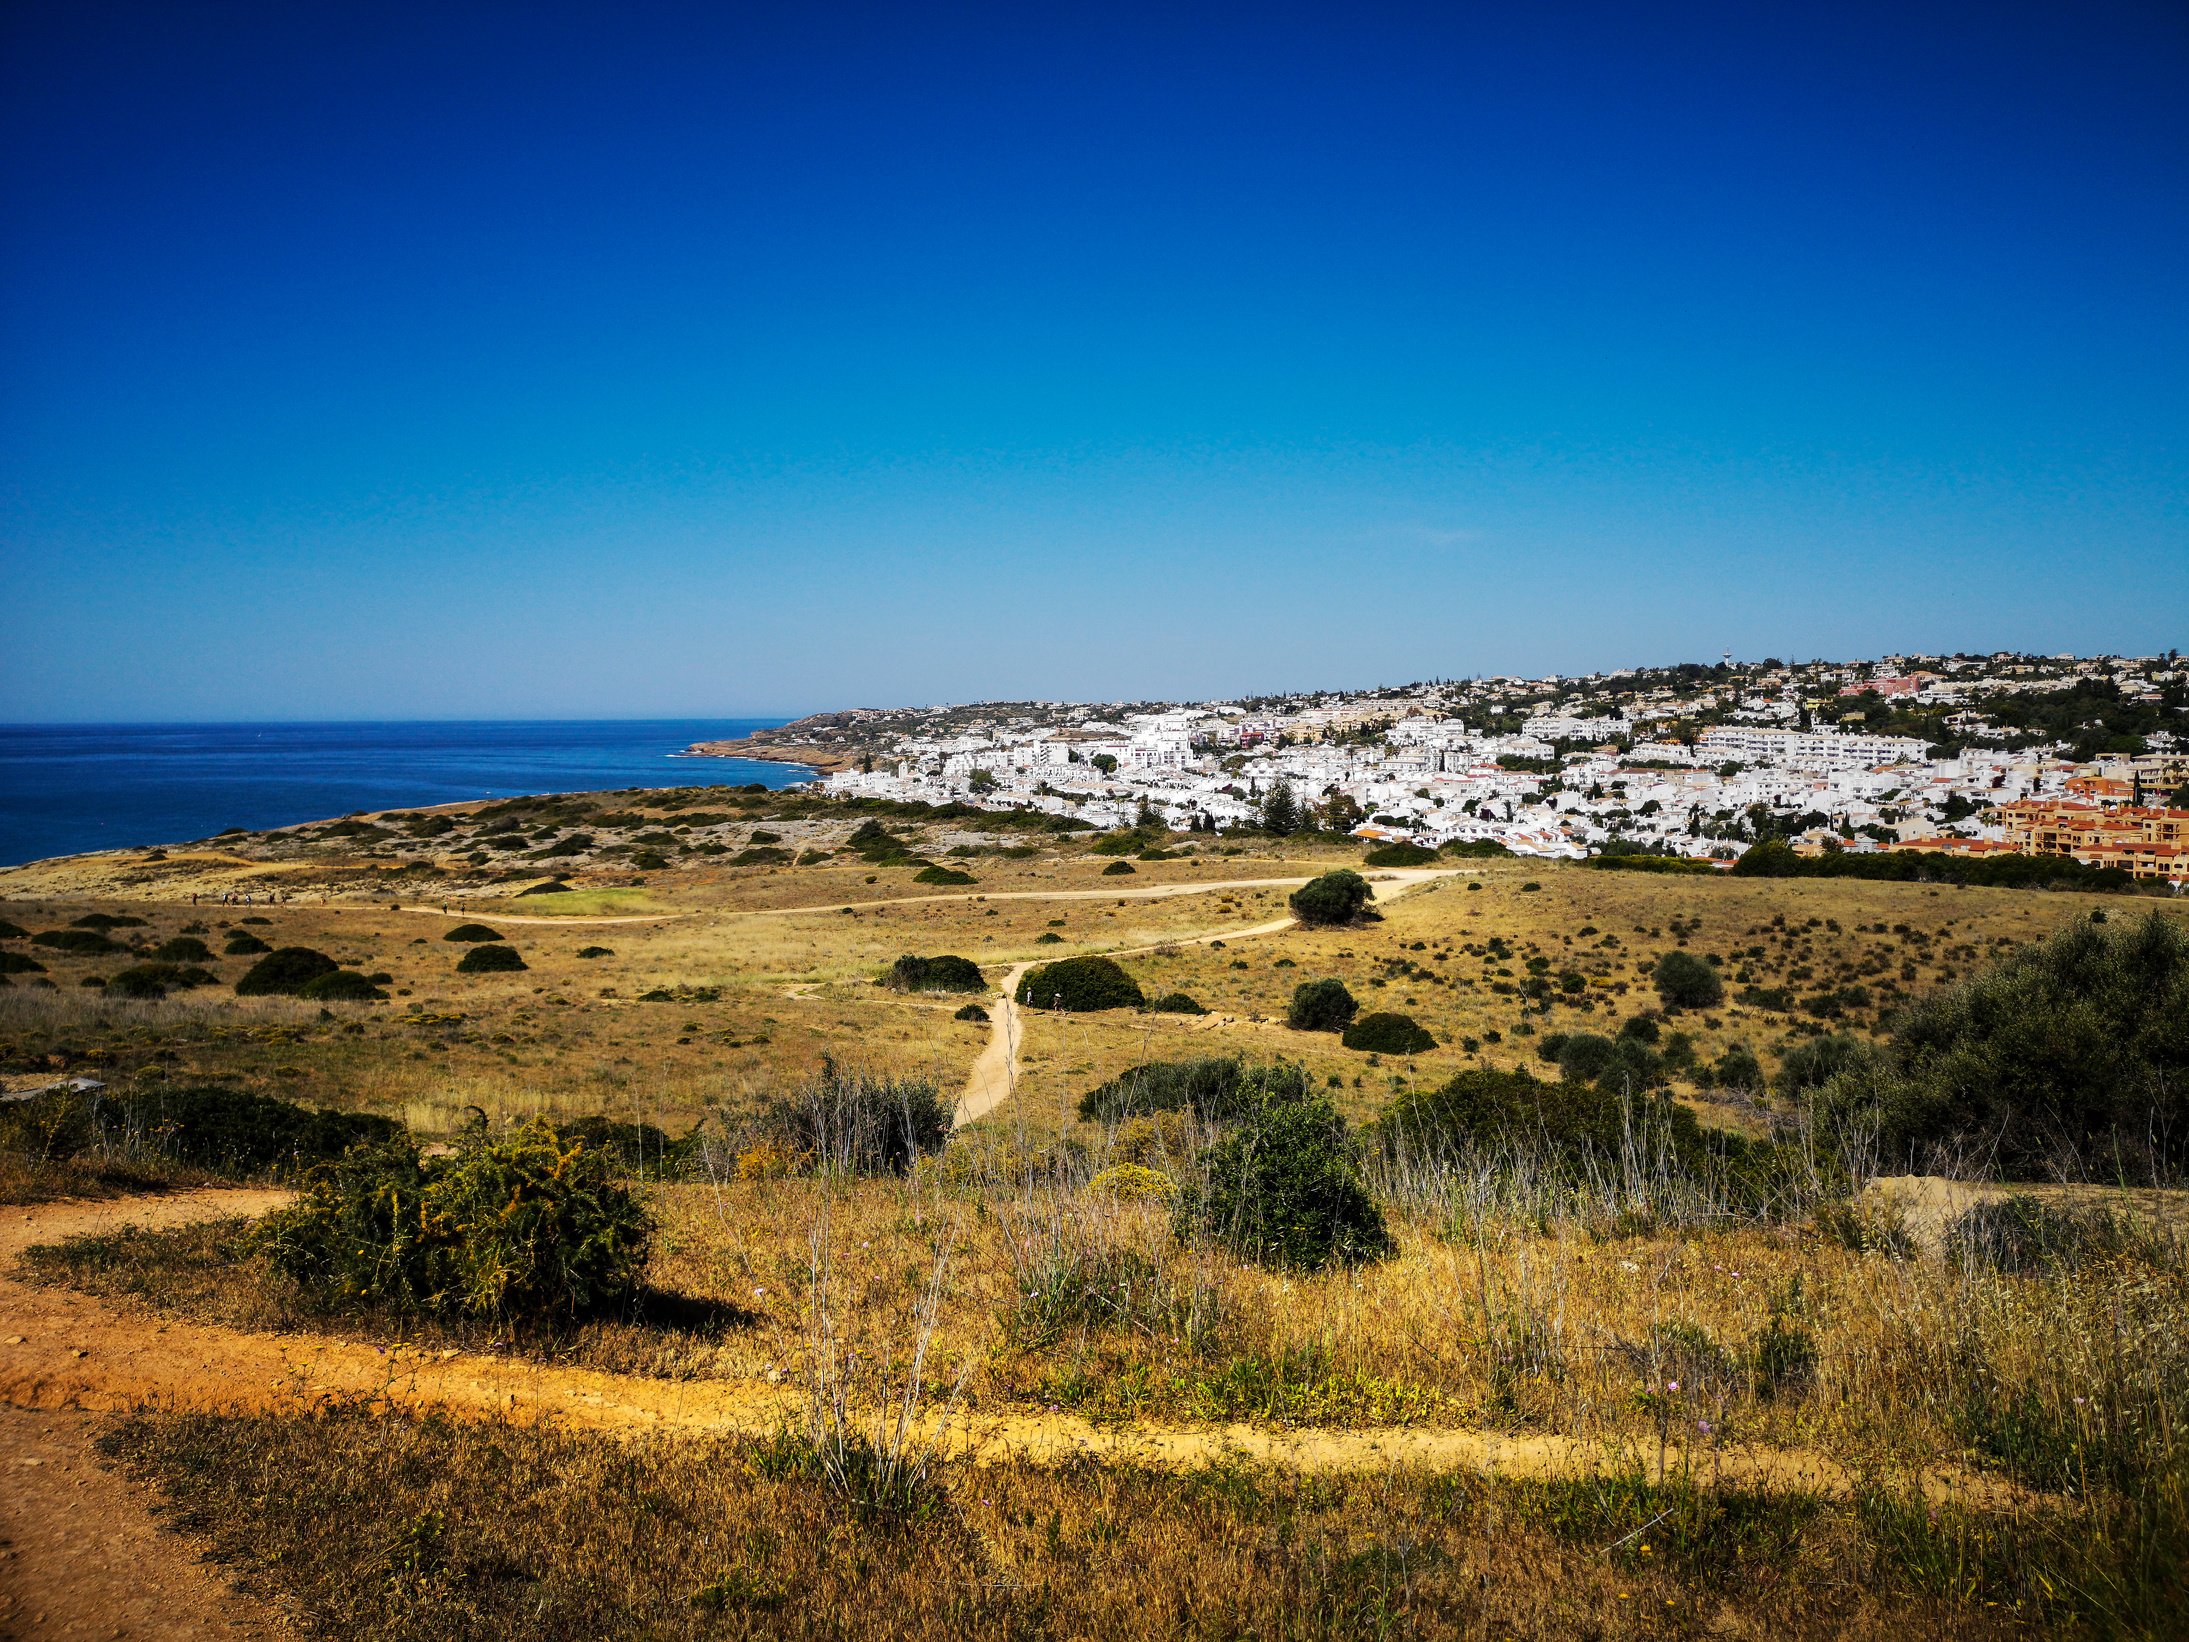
[0,919,28,939]
[222,932,271,956]
[0,952,46,975]
[443,922,504,943]
[1100,861,1137,876]
[575,945,614,959]
[1175,1088,1393,1271]
[885,953,987,993]
[954,1002,991,1023]
[1150,992,1208,1015]
[299,970,388,1002]
[257,1121,652,1326]
[913,864,977,886]
[153,936,212,962]
[1016,955,1145,1012]
[1654,949,1725,1011]
[235,947,340,996]
[1289,870,1374,927]
[33,929,119,955]
[1363,841,1436,867]
[456,943,528,974]
[1342,1012,1436,1054]
[1287,977,1359,1033]
[106,967,173,1000]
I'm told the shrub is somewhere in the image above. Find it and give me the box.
[1100,861,1137,876]
[1089,1163,1178,1201]
[152,936,212,962]
[33,929,119,955]
[1440,839,1513,858]
[912,864,976,885]
[1288,870,1373,926]
[1286,977,1359,1033]
[1079,1057,1307,1123]
[1176,1087,1393,1271]
[71,912,144,929]
[442,923,504,942]
[1811,911,2189,1181]
[1713,1044,1766,1091]
[753,1064,951,1175]
[0,919,27,939]
[235,947,340,995]
[59,1083,401,1175]
[575,945,613,959]
[1363,841,1436,867]
[222,932,271,955]
[1776,1033,1865,1101]
[105,963,219,1000]
[883,954,986,994]
[1942,1195,2154,1274]
[455,944,527,974]
[729,846,791,867]
[554,1115,695,1176]
[1017,955,1144,1012]
[954,1002,990,1023]
[298,970,388,1002]
[1342,1012,1435,1054]
[1149,992,1208,1015]
[1653,949,1724,1011]
[256,1122,652,1326]
[0,951,47,974]
[1376,1065,1731,1186]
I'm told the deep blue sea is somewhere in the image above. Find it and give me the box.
[0,720,814,868]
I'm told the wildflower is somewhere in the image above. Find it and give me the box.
[1667,1379,1679,1392]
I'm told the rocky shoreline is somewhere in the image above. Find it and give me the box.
[680,734,849,774]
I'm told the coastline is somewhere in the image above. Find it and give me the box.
[682,734,856,774]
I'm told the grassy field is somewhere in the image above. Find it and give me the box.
[4,789,2186,1637]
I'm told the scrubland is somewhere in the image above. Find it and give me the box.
[3,791,2185,1637]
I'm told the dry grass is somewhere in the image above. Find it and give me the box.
[102,1406,2052,1640]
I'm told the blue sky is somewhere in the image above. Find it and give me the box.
[3,1,2183,720]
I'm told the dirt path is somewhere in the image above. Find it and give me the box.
[0,1192,2015,1511]
[738,867,1459,921]
[0,1406,291,1641]
[954,871,1456,1127]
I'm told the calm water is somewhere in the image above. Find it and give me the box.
[0,720,814,867]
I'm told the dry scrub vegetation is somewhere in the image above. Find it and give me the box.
[5,793,2188,1637]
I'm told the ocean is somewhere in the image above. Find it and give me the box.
[0,720,813,868]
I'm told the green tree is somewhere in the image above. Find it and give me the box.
[1288,869,1373,926]
[1260,779,1300,835]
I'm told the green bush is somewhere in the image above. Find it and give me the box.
[1288,870,1374,927]
[33,929,119,955]
[1440,839,1513,859]
[299,970,388,1002]
[235,947,340,995]
[0,918,28,939]
[1653,949,1724,1011]
[1017,955,1144,1012]
[222,932,271,955]
[1712,1044,1765,1091]
[729,846,791,867]
[1811,911,2189,1181]
[131,1084,398,1174]
[257,1121,652,1326]
[575,945,613,959]
[1149,992,1208,1015]
[0,951,48,975]
[1287,977,1359,1033]
[954,1002,990,1023]
[1775,1033,1865,1101]
[152,936,212,962]
[1342,1012,1435,1054]
[1078,1058,1307,1123]
[883,954,986,993]
[442,923,504,942]
[71,912,144,929]
[755,1064,952,1174]
[1175,1087,1393,1271]
[1363,841,1436,867]
[1100,860,1137,876]
[106,963,220,1000]
[455,944,527,974]
[912,864,976,885]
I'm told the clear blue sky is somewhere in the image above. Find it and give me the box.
[3,1,2183,721]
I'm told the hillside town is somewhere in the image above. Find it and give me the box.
[696,651,2189,885]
